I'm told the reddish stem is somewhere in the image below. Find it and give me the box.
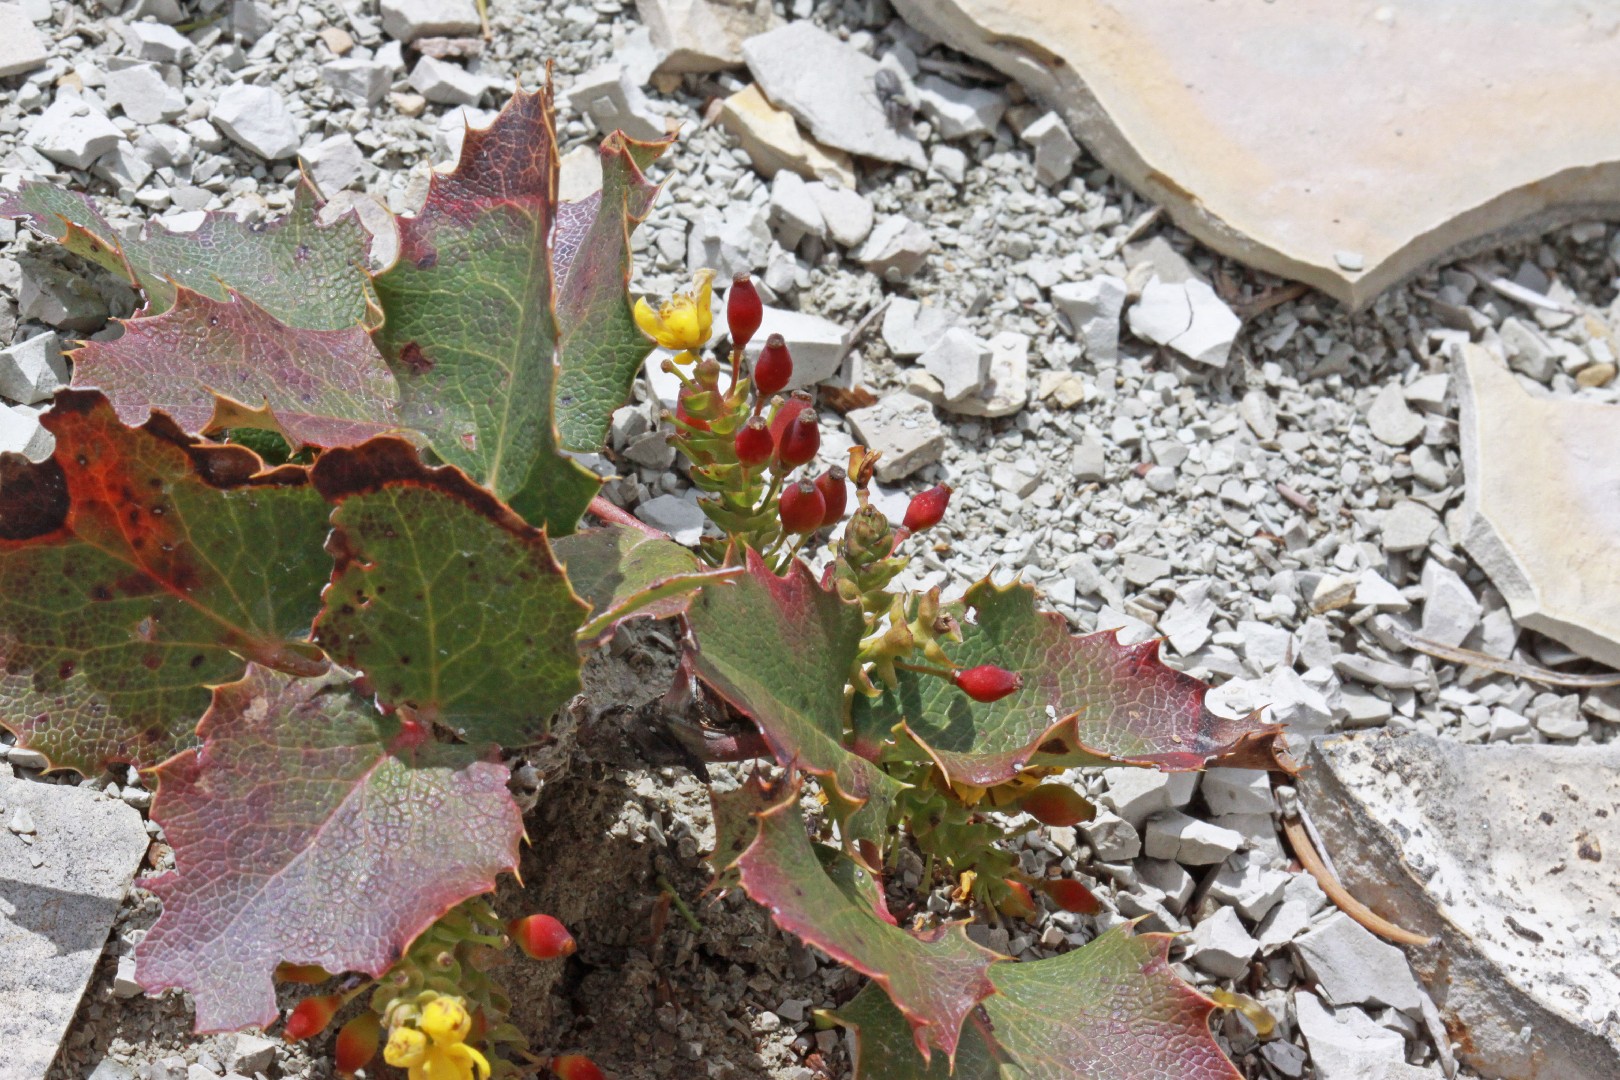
[697,728,773,763]
[587,495,665,539]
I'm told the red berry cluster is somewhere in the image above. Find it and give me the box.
[659,271,852,558]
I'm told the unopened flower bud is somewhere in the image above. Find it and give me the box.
[953,663,1022,703]
[902,483,952,533]
[814,466,848,527]
[727,272,763,350]
[753,334,793,397]
[779,480,827,534]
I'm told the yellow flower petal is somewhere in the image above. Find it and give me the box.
[448,1042,492,1080]
[384,1026,429,1068]
[633,296,666,345]
[692,268,714,342]
[419,997,473,1044]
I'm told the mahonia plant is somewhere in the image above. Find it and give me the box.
[0,85,1291,1079]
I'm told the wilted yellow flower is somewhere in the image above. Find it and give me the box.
[383,997,491,1080]
[634,268,714,354]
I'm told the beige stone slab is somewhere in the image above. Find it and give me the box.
[717,84,857,190]
[892,0,1620,308]
[0,773,150,1080]
[1455,344,1620,667]
[1303,731,1620,1080]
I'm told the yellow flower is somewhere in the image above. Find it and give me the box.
[384,998,491,1080]
[634,268,714,352]
[419,997,472,1044]
[384,1027,428,1068]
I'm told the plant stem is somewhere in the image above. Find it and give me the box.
[894,660,956,681]
[657,876,703,933]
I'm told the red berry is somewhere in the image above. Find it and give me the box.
[768,393,811,442]
[997,880,1038,920]
[727,273,763,351]
[779,480,827,534]
[902,483,952,533]
[1018,784,1094,827]
[334,1012,381,1076]
[552,1056,607,1080]
[753,334,793,397]
[283,994,341,1042]
[1042,879,1102,915]
[776,409,820,468]
[953,664,1022,703]
[510,914,577,960]
[814,466,848,527]
[734,416,773,467]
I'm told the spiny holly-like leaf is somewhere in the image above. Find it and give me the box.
[311,438,587,748]
[553,131,669,452]
[71,287,402,448]
[685,551,904,849]
[136,665,522,1033]
[869,581,1291,787]
[0,391,331,773]
[370,85,597,535]
[832,984,1001,1079]
[553,524,739,645]
[1,179,375,329]
[706,771,789,889]
[734,783,1001,1064]
[834,928,1242,1080]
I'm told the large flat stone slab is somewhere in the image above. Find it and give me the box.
[1301,731,1620,1080]
[891,0,1620,309]
[0,774,150,1080]
[1455,344,1620,667]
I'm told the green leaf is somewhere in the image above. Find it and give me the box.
[869,580,1291,787]
[553,131,668,451]
[684,551,905,850]
[1,179,376,330]
[370,86,597,535]
[136,665,523,1033]
[311,438,587,748]
[71,286,403,448]
[553,524,739,645]
[833,928,1242,1080]
[706,771,790,889]
[733,782,1001,1065]
[0,391,331,773]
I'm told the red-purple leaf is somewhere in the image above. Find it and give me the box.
[0,391,331,773]
[684,551,905,849]
[136,665,522,1033]
[868,580,1292,786]
[72,287,402,448]
[835,927,1242,1080]
[2,178,375,330]
[732,782,1000,1065]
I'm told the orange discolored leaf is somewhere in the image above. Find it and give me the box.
[0,391,331,773]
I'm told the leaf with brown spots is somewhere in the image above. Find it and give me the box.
[0,391,332,773]
[311,438,587,748]
[72,287,403,448]
[369,85,597,534]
